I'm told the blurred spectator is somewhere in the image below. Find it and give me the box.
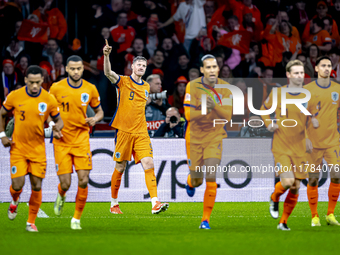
[144,16,160,57]
[168,76,187,116]
[329,48,340,81]
[323,16,340,47]
[39,60,52,90]
[219,65,234,84]
[159,0,206,53]
[129,37,150,59]
[51,52,65,81]
[123,0,138,21]
[3,36,24,62]
[1,59,20,98]
[33,0,67,40]
[0,0,22,51]
[161,37,183,69]
[15,54,30,76]
[204,1,215,17]
[128,14,148,36]
[216,55,224,69]
[306,44,321,78]
[289,0,309,35]
[110,12,136,54]
[277,10,301,42]
[154,107,185,137]
[144,48,166,79]
[42,38,60,66]
[145,74,171,137]
[302,17,332,52]
[188,68,200,81]
[227,15,242,32]
[238,114,272,138]
[17,0,35,19]
[229,0,263,31]
[104,0,123,24]
[295,53,312,84]
[330,0,340,35]
[144,0,170,22]
[302,1,338,50]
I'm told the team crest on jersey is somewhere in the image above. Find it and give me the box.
[11,166,17,174]
[115,152,121,159]
[38,102,47,113]
[145,90,149,99]
[313,36,318,41]
[81,93,90,103]
[331,92,339,101]
[185,93,190,102]
[214,93,223,104]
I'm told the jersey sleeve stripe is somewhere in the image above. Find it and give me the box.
[92,103,101,109]
[50,112,60,118]
[2,105,13,112]
[183,104,196,108]
[113,76,121,87]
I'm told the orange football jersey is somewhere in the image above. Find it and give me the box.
[261,86,308,157]
[304,80,340,149]
[184,77,233,144]
[110,76,150,134]
[49,78,101,146]
[2,86,59,159]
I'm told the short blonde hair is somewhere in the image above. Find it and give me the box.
[286,60,304,73]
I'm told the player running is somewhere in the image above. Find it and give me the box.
[304,56,340,227]
[50,55,104,230]
[262,60,313,231]
[0,66,63,232]
[184,54,233,229]
[103,39,169,214]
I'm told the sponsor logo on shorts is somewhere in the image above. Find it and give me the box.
[56,164,59,172]
[115,152,121,159]
[11,166,17,174]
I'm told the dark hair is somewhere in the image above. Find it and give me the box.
[26,65,43,77]
[201,54,216,67]
[313,17,324,29]
[328,47,340,56]
[308,44,321,58]
[133,56,147,64]
[66,55,83,65]
[297,53,307,59]
[316,56,332,66]
[154,48,165,56]
[228,15,239,22]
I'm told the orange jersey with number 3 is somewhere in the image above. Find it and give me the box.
[304,80,340,149]
[261,86,308,157]
[49,78,101,146]
[2,86,59,159]
[110,76,150,134]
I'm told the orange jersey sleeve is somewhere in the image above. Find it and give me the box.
[262,86,308,157]
[2,86,59,160]
[305,81,340,149]
[50,78,101,146]
[110,76,149,133]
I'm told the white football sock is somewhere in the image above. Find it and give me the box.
[151,197,158,207]
[111,198,119,207]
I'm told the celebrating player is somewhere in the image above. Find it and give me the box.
[184,54,233,229]
[263,60,312,231]
[103,39,169,214]
[50,55,104,230]
[0,66,63,232]
[304,56,340,227]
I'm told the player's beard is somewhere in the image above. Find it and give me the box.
[69,75,82,83]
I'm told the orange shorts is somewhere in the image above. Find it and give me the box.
[273,154,307,179]
[185,137,223,171]
[54,144,92,175]
[114,130,153,164]
[10,154,47,179]
[306,145,340,173]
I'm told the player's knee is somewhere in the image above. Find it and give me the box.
[281,178,294,188]
[191,178,203,187]
[78,176,89,188]
[142,158,154,170]
[115,162,126,173]
[60,181,71,191]
[31,184,41,191]
[12,183,24,191]
[308,178,319,186]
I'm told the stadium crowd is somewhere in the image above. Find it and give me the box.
[1,0,340,137]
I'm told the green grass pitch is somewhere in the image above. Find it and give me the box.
[0,202,339,255]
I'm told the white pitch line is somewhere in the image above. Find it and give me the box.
[26,203,49,218]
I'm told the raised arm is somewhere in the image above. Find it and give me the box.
[103,39,119,84]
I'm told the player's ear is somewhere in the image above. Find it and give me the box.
[315,65,318,73]
[65,65,69,73]
[200,66,204,74]
[24,77,28,85]
[286,72,290,79]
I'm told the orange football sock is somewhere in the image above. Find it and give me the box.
[307,184,319,217]
[145,168,157,198]
[111,169,123,199]
[202,182,217,222]
[187,174,193,188]
[279,191,298,224]
[271,182,287,202]
[327,182,340,215]
[27,190,42,224]
[10,185,22,202]
[58,183,66,197]
[73,186,88,220]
